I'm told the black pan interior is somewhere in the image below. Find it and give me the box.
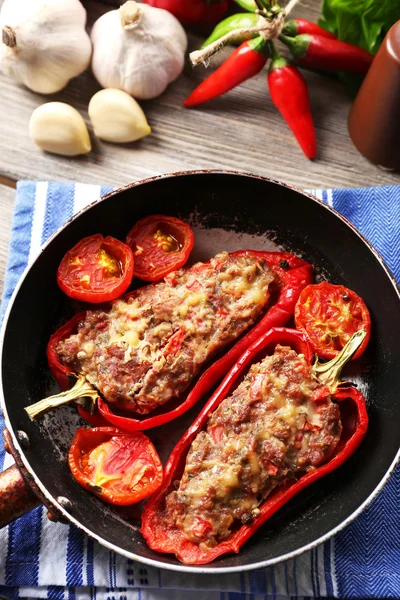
[2,172,400,570]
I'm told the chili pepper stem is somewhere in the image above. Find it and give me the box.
[313,329,367,392]
[269,39,287,67]
[25,375,99,420]
[190,0,301,66]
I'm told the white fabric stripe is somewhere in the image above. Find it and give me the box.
[2,452,15,471]
[92,541,113,587]
[28,181,48,264]
[326,189,334,207]
[73,184,102,215]
[316,542,326,596]
[38,519,69,586]
[0,592,318,600]
[330,536,338,597]
[0,523,8,584]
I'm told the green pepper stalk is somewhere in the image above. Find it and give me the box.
[25,375,99,421]
[313,329,367,392]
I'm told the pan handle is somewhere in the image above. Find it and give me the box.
[1,429,69,528]
[0,463,40,528]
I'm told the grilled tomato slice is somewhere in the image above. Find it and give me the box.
[68,427,163,505]
[126,215,194,281]
[57,234,134,303]
[294,282,371,360]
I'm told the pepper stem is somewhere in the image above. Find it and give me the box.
[255,0,271,13]
[190,14,277,66]
[269,40,289,70]
[2,26,16,48]
[313,329,367,393]
[190,0,301,66]
[25,375,99,421]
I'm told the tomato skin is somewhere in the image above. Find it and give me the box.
[141,0,229,25]
[126,215,194,282]
[57,235,134,303]
[68,427,163,505]
[294,282,371,360]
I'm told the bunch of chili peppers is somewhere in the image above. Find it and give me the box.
[184,0,374,159]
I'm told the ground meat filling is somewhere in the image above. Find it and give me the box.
[165,346,342,548]
[56,252,276,414]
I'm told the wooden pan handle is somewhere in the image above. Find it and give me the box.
[0,463,40,528]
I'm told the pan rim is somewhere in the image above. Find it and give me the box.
[0,169,399,573]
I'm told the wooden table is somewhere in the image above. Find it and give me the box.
[1,0,399,293]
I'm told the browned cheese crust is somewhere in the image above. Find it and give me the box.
[165,345,342,548]
[57,252,276,414]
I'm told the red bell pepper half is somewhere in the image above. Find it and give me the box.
[43,251,312,430]
[141,327,368,564]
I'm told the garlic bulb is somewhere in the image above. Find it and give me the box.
[29,103,91,156]
[0,0,92,94]
[91,1,187,100]
[88,89,151,143]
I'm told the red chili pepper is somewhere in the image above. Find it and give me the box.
[283,19,337,40]
[47,251,312,431]
[268,44,316,159]
[141,327,369,564]
[184,37,269,108]
[280,33,373,75]
[141,0,229,25]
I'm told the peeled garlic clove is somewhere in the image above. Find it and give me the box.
[29,102,91,156]
[88,89,151,143]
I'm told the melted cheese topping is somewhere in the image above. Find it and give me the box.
[166,346,342,547]
[59,251,276,413]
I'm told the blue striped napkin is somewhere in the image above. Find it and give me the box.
[0,181,399,600]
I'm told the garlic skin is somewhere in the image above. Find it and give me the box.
[0,0,92,94]
[91,1,187,100]
[88,89,151,143]
[29,103,91,156]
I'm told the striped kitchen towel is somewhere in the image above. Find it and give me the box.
[0,181,399,600]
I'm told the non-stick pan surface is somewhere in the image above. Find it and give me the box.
[1,171,400,573]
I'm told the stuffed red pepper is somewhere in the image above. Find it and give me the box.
[141,327,368,564]
[26,251,312,430]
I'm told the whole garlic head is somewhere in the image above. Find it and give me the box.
[91,0,187,100]
[0,0,92,94]
[89,89,151,143]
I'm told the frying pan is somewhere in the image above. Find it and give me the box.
[1,171,399,573]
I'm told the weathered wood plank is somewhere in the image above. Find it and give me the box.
[0,0,399,190]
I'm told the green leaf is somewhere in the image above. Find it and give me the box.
[319,0,400,91]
